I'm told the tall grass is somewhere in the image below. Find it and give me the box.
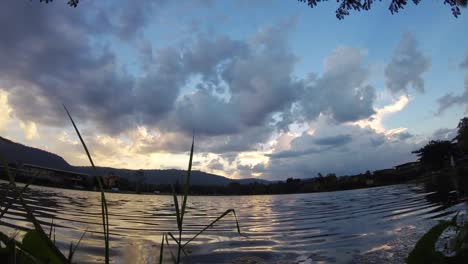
[159,136,245,264]
[63,104,110,264]
[0,106,245,264]
[0,153,85,263]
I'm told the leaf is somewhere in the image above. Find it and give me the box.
[407,220,452,264]
[19,196,68,263]
[21,229,63,264]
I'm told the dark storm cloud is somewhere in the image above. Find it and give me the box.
[385,32,431,94]
[266,147,327,159]
[171,19,301,135]
[0,1,137,133]
[207,158,224,171]
[1,2,420,156]
[314,134,352,146]
[267,132,352,159]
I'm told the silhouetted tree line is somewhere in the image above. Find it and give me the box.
[412,117,468,196]
[298,0,467,19]
[121,170,419,196]
[36,0,467,19]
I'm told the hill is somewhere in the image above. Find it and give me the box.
[0,136,73,170]
[0,136,269,186]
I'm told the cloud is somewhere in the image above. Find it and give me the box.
[0,2,139,133]
[263,123,420,180]
[296,46,376,123]
[395,131,413,141]
[314,134,352,146]
[20,121,39,140]
[207,158,224,171]
[354,95,410,134]
[461,52,468,69]
[0,4,440,180]
[0,1,384,157]
[437,53,468,114]
[432,128,457,140]
[0,90,12,132]
[115,1,161,40]
[385,32,431,94]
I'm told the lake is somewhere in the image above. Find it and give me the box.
[1,183,467,263]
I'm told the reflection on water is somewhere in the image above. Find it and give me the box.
[1,183,467,263]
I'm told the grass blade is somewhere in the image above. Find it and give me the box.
[183,209,244,248]
[0,152,16,184]
[180,136,194,224]
[0,181,32,219]
[67,243,74,262]
[19,192,68,262]
[165,232,177,264]
[171,185,182,233]
[167,232,188,256]
[63,104,110,264]
[176,136,194,263]
[48,218,55,239]
[159,234,165,264]
[0,161,63,261]
[68,228,87,262]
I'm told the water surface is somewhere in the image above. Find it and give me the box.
[1,183,467,263]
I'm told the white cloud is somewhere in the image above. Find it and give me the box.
[19,121,39,140]
[354,95,410,135]
[0,90,12,131]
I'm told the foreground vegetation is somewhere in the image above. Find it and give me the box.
[407,117,468,263]
[0,107,243,264]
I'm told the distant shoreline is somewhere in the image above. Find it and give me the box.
[0,178,426,197]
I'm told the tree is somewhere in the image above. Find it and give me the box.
[456,117,468,153]
[298,0,467,19]
[135,169,145,193]
[36,0,79,7]
[412,140,454,171]
[37,0,468,19]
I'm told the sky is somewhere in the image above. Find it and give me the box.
[0,0,467,180]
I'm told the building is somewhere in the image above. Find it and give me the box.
[1,163,88,186]
[395,161,420,171]
[103,173,120,189]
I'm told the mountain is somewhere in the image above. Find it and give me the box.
[0,136,270,186]
[74,166,233,186]
[0,136,73,170]
[234,178,272,185]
